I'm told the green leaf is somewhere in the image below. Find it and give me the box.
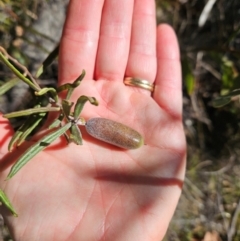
[185,72,195,95]
[17,113,47,147]
[48,116,63,129]
[0,78,20,95]
[0,189,18,217]
[212,89,240,107]
[8,128,24,152]
[221,57,235,90]
[8,107,47,151]
[182,58,195,95]
[7,122,72,179]
[73,95,98,119]
[36,44,59,78]
[69,125,82,145]
[62,99,74,118]
[212,96,232,107]
[8,116,37,152]
[35,87,58,102]
[3,106,60,118]
[57,70,86,100]
[0,52,40,91]
[227,89,240,97]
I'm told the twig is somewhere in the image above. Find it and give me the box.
[184,177,204,199]
[227,198,240,241]
[201,155,235,176]
[0,46,41,91]
[198,61,221,80]
[216,175,229,232]
[198,0,218,27]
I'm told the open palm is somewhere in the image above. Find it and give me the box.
[0,1,186,241]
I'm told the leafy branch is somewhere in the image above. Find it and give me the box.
[0,45,143,217]
[0,46,98,216]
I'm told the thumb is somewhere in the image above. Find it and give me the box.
[0,113,14,155]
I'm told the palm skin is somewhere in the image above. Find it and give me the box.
[0,1,186,241]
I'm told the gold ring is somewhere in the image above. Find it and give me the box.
[124,77,154,92]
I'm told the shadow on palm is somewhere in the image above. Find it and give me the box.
[67,78,184,185]
[0,75,184,190]
[0,77,184,241]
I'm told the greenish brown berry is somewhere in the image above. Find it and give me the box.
[85,118,144,149]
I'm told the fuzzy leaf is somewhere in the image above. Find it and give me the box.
[8,116,36,152]
[0,52,40,91]
[8,128,24,152]
[69,125,82,145]
[48,117,62,129]
[7,122,72,179]
[0,189,18,217]
[8,107,46,151]
[3,106,60,118]
[62,99,74,118]
[35,87,58,102]
[17,113,46,146]
[73,96,98,119]
[57,70,86,100]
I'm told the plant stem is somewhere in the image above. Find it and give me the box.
[0,47,41,91]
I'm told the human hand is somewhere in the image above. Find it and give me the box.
[0,0,186,240]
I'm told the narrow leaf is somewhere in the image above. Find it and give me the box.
[62,99,73,118]
[57,70,85,92]
[8,129,24,152]
[8,117,34,152]
[73,96,98,119]
[212,89,240,108]
[49,117,62,129]
[0,78,20,95]
[0,52,40,91]
[182,58,195,95]
[0,189,18,217]
[17,113,46,146]
[35,87,58,102]
[69,125,82,145]
[212,96,232,107]
[227,89,240,97]
[3,106,60,118]
[8,106,46,151]
[57,70,86,100]
[36,44,59,78]
[7,122,72,179]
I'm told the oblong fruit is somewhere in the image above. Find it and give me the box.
[85,118,144,149]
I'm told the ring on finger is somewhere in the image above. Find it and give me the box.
[124,77,154,92]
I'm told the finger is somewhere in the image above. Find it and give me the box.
[95,0,134,81]
[125,0,157,94]
[154,24,182,118]
[58,0,104,84]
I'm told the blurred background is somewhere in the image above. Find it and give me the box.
[1,0,240,240]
